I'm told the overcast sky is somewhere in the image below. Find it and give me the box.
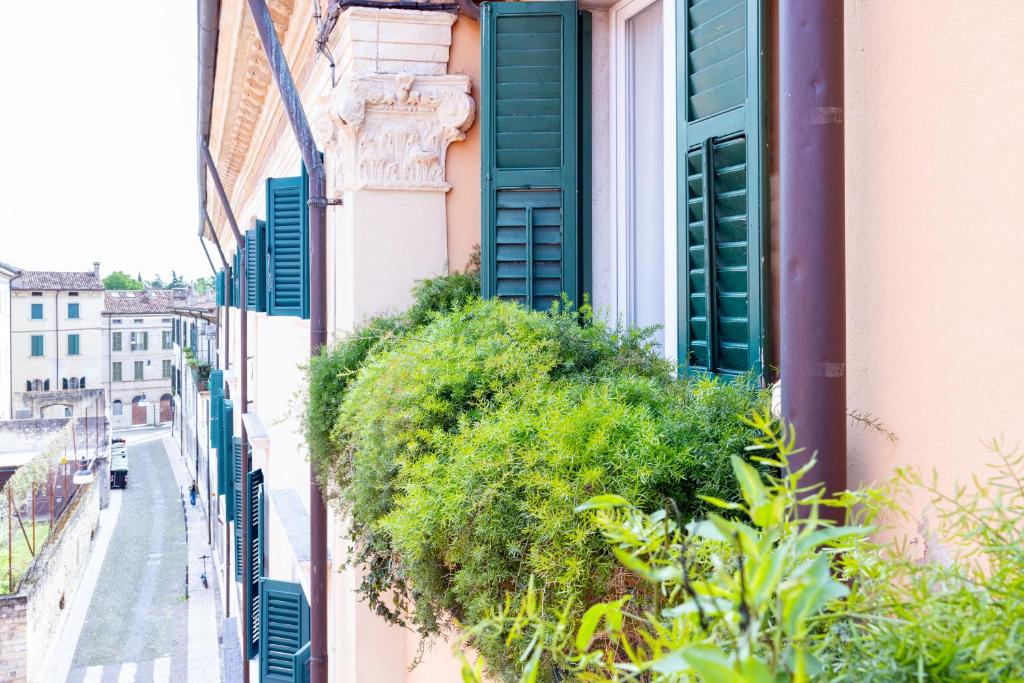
[0,2,208,282]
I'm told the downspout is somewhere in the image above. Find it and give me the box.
[201,141,249,679]
[245,2,329,678]
[779,0,846,497]
[200,237,218,277]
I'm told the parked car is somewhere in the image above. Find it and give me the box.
[110,438,128,489]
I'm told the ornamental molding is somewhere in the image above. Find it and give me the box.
[316,72,475,192]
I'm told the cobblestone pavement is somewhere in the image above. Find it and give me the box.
[65,435,189,682]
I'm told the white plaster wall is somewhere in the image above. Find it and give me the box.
[0,273,12,420]
[10,291,105,402]
[105,313,175,427]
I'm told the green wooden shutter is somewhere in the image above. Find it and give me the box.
[266,174,309,318]
[221,399,234,504]
[209,369,223,448]
[259,579,310,682]
[31,335,43,356]
[481,2,588,312]
[233,437,244,581]
[245,220,268,312]
[677,0,767,377]
[245,468,265,660]
[215,270,226,306]
[68,334,80,356]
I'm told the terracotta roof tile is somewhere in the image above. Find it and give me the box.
[11,270,103,291]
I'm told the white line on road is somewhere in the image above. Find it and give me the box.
[153,656,171,683]
[117,662,137,682]
[82,666,103,683]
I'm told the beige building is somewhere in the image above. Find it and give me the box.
[102,289,182,429]
[0,261,17,421]
[197,0,1024,680]
[9,266,106,418]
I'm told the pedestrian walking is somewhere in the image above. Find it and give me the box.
[189,480,198,506]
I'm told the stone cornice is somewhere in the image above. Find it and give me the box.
[316,72,474,192]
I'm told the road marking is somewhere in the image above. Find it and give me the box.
[153,656,171,683]
[117,662,137,682]
[82,666,103,683]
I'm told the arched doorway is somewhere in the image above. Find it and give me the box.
[131,396,147,425]
[112,400,123,417]
[159,394,174,423]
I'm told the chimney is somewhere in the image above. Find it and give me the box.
[93,262,100,278]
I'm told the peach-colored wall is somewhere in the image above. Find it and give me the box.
[446,16,482,273]
[844,0,1024,491]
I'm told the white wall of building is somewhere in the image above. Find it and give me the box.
[105,312,176,429]
[0,267,13,420]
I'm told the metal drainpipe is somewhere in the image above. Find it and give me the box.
[245,2,330,678]
[779,0,847,498]
[200,141,250,683]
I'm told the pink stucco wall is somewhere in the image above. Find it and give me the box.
[843,0,1024,492]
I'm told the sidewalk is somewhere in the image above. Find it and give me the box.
[161,433,223,682]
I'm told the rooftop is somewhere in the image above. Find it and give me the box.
[11,270,103,291]
[103,288,185,315]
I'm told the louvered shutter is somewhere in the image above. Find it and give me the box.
[221,399,234,504]
[215,270,226,306]
[266,174,309,318]
[246,221,268,312]
[233,436,244,581]
[245,468,265,659]
[209,369,223,449]
[678,0,766,377]
[481,2,588,312]
[259,579,310,682]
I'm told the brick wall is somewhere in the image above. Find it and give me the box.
[0,596,27,682]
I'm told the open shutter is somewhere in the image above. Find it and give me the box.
[215,270,226,307]
[246,220,268,312]
[209,369,223,448]
[260,579,310,682]
[233,437,244,581]
[245,468,265,659]
[677,0,767,377]
[221,399,234,504]
[266,174,309,318]
[481,2,588,312]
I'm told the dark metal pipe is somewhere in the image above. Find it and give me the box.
[201,141,249,680]
[199,236,217,277]
[205,213,229,271]
[779,0,846,497]
[245,1,329,678]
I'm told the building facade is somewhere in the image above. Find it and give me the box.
[102,289,184,429]
[9,266,106,419]
[197,1,1024,679]
[0,261,17,421]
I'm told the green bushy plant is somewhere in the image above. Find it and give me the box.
[460,416,1024,682]
[320,297,767,676]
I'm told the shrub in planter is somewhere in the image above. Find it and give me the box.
[318,297,767,678]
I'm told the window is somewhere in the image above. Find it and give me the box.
[162,330,172,350]
[480,2,589,312]
[31,303,43,320]
[67,303,80,319]
[67,334,80,356]
[112,331,122,351]
[134,318,144,324]
[161,318,171,323]
[31,335,43,356]
[142,331,149,351]
[611,0,668,350]
[134,361,144,381]
[113,318,123,325]
[112,361,122,382]
[112,400,123,416]
[68,292,79,297]
[64,407,72,418]
[68,377,80,390]
[32,379,43,391]
[676,0,766,376]
[31,292,41,296]
[130,331,149,352]
[246,221,268,312]
[162,359,171,379]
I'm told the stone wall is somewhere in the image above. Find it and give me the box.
[0,478,100,682]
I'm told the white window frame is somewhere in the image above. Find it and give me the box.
[607,0,678,363]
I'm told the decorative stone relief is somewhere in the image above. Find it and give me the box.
[316,72,474,192]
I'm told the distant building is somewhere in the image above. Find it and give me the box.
[9,264,105,418]
[102,288,189,428]
[0,261,19,420]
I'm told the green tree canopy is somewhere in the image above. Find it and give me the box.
[103,270,143,290]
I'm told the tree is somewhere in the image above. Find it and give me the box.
[103,271,144,290]
[193,276,213,294]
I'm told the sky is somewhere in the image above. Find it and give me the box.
[0,2,208,282]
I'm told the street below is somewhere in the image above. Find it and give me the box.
[64,431,189,682]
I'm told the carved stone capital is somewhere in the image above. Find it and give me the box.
[316,72,474,192]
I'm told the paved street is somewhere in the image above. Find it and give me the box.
[65,432,190,682]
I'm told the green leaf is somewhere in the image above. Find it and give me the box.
[731,455,768,511]
[699,495,744,511]
[576,603,606,651]
[649,648,692,674]
[680,644,737,681]
[576,494,632,512]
